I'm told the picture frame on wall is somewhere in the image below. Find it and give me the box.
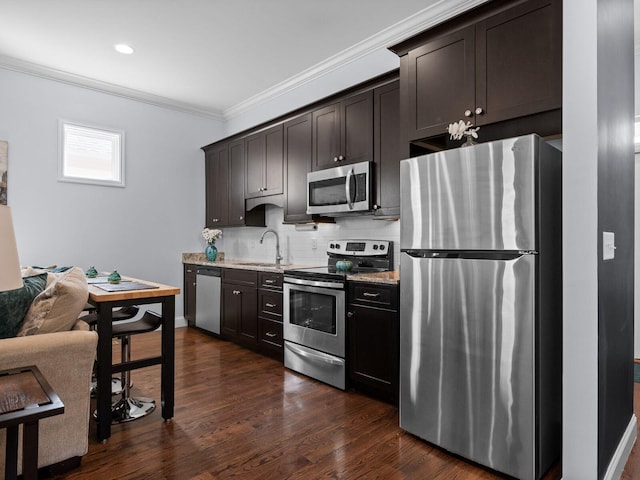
[0,141,6,205]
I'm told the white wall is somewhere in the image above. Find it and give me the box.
[0,67,223,322]
[563,0,600,477]
[636,152,640,359]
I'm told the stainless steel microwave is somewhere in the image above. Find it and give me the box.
[306,161,372,215]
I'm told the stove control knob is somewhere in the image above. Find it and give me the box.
[380,244,386,250]
[373,245,378,250]
[329,243,334,249]
[335,244,340,249]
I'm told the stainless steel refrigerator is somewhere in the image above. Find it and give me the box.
[399,134,562,480]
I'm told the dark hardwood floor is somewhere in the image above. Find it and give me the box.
[50,327,640,479]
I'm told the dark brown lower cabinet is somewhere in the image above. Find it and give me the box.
[258,272,284,361]
[347,282,399,404]
[183,264,197,326]
[221,269,258,349]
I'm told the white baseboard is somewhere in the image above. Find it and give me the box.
[603,414,637,480]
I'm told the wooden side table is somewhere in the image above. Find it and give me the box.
[0,366,64,480]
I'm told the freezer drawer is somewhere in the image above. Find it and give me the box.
[399,252,538,480]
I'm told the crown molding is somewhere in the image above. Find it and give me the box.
[0,54,224,120]
[223,0,489,120]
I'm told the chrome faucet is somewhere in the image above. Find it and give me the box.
[259,229,283,266]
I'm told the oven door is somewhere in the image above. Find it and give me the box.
[283,280,345,358]
[306,161,371,215]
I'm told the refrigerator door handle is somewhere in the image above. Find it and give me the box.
[403,250,535,260]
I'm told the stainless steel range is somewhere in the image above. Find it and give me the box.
[283,240,393,390]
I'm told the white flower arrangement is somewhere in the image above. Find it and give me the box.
[202,228,222,244]
[447,120,480,141]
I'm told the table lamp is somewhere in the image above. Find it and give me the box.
[0,205,23,291]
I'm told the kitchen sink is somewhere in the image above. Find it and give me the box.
[233,261,288,268]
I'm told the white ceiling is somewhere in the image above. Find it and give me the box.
[0,0,460,119]
[2,1,638,121]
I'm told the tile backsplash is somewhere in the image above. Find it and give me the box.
[214,206,400,269]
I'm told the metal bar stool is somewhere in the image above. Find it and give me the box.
[94,310,163,423]
[84,306,140,396]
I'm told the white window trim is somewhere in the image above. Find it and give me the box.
[58,120,126,187]
[635,115,640,153]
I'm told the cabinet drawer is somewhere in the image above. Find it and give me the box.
[259,317,283,348]
[222,268,257,286]
[259,290,282,317]
[259,272,283,290]
[184,264,197,275]
[349,283,398,310]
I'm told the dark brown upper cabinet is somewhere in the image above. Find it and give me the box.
[312,90,374,170]
[283,113,313,224]
[202,139,265,228]
[228,139,247,226]
[373,80,402,218]
[245,124,284,199]
[204,143,230,227]
[402,0,561,141]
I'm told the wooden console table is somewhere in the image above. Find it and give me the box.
[0,366,64,480]
[87,276,179,441]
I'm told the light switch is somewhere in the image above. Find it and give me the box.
[603,231,616,261]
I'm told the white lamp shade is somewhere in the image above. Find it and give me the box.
[0,206,23,291]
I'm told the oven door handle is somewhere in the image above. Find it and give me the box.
[345,167,354,210]
[284,277,344,289]
[286,343,345,366]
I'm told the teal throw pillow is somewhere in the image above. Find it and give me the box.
[0,273,47,339]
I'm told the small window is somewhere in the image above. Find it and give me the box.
[635,117,640,153]
[58,121,125,187]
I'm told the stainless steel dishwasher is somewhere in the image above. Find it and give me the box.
[195,266,221,335]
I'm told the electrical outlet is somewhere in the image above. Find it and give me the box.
[311,238,318,250]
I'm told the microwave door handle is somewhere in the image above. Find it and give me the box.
[345,167,354,210]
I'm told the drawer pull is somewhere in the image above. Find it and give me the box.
[264,279,275,284]
[265,332,277,338]
[363,292,380,298]
[266,303,277,308]
[233,290,241,295]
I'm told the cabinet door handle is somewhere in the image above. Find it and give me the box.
[363,292,380,298]
[347,311,354,318]
[233,290,241,295]
[333,156,339,162]
[338,155,345,161]
[265,332,277,338]
[266,303,277,308]
[464,109,473,117]
[240,215,244,220]
[192,282,196,287]
[475,107,484,115]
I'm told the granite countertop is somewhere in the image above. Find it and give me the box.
[182,253,313,273]
[347,270,400,285]
[183,253,400,285]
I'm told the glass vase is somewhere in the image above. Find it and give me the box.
[205,242,218,262]
[461,135,476,148]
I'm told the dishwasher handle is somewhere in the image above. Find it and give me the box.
[196,267,221,277]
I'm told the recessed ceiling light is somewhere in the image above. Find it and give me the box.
[114,44,134,55]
